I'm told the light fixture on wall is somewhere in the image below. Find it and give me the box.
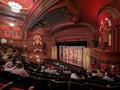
[8,1,22,13]
[9,23,14,41]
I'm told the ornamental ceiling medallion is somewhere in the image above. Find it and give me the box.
[0,0,34,10]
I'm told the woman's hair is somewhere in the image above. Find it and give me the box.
[16,61,24,69]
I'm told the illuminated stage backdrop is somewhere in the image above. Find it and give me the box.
[59,46,84,67]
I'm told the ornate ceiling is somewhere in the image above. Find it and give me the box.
[0,0,35,39]
[26,0,114,32]
[0,0,120,39]
[0,0,34,10]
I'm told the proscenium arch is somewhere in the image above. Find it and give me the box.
[51,22,96,47]
[51,22,96,35]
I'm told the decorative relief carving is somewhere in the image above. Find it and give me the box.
[0,8,26,20]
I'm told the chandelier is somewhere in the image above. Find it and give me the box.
[8,1,22,13]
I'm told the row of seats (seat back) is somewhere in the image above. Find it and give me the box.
[1,70,120,90]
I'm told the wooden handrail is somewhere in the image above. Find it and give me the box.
[28,86,34,90]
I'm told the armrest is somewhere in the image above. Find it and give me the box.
[0,82,13,90]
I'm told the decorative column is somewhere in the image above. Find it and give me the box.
[116,25,120,51]
[118,29,120,51]
[112,30,115,51]
[115,29,117,51]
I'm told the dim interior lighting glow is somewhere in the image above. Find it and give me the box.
[8,1,22,13]
[1,38,7,44]
[10,40,13,43]
[9,23,14,27]
[105,17,108,21]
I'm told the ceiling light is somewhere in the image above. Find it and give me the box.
[9,23,14,27]
[8,1,22,13]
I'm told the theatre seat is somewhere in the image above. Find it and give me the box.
[49,80,68,90]
[70,81,90,90]
[33,78,49,90]
[90,83,120,90]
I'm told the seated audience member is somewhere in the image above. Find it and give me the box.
[12,61,29,77]
[116,73,120,78]
[86,69,92,78]
[36,62,45,72]
[44,67,50,72]
[4,61,14,73]
[113,73,120,82]
[102,72,114,81]
[77,70,85,79]
[63,67,72,74]
[1,52,9,60]
[96,69,103,78]
[40,65,45,72]
[70,72,80,80]
[91,72,99,79]
[45,66,57,74]
[70,71,85,80]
